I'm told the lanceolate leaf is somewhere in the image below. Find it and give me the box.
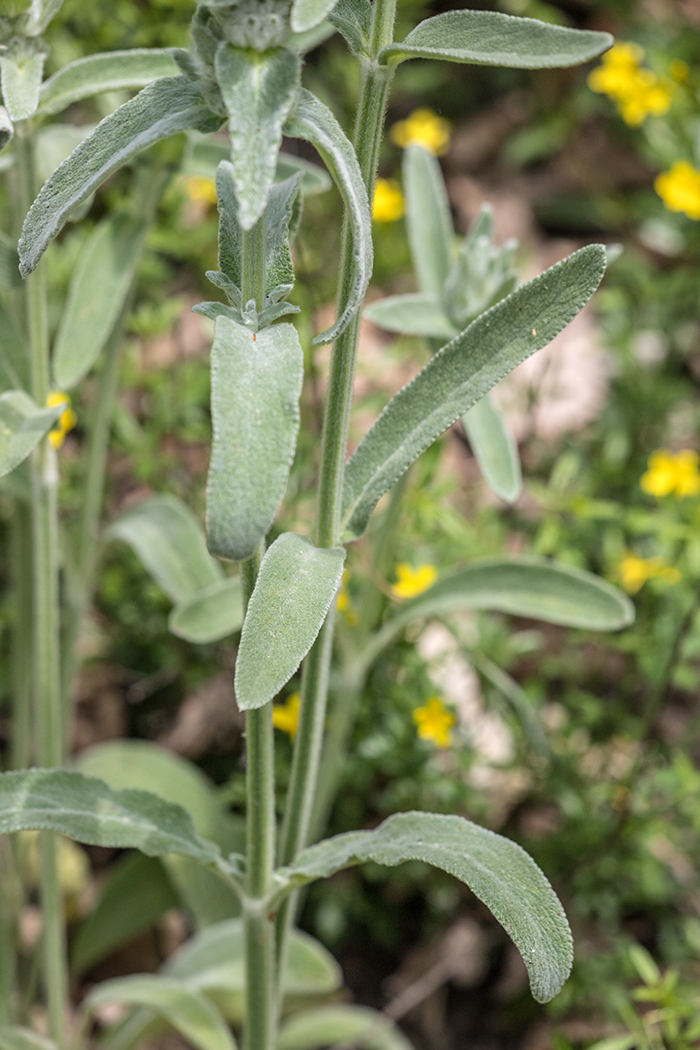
[206,319,303,563]
[108,494,222,605]
[0,769,221,866]
[38,49,179,116]
[327,0,372,55]
[168,578,244,644]
[215,45,301,230]
[0,52,45,121]
[404,143,453,297]
[291,0,340,33]
[277,1006,414,1050]
[0,391,64,478]
[462,394,522,504]
[281,811,573,1003]
[380,11,613,69]
[285,89,372,344]
[235,533,345,710]
[53,214,148,390]
[364,293,456,340]
[19,77,220,276]
[341,244,606,540]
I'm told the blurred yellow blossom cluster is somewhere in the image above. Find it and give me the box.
[185,175,218,206]
[391,562,437,599]
[372,177,404,222]
[588,42,675,126]
[617,552,680,594]
[272,692,300,740]
[654,161,700,221]
[641,449,700,497]
[46,391,77,450]
[413,696,456,748]
[390,107,452,156]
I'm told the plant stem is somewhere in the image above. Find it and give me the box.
[10,499,33,770]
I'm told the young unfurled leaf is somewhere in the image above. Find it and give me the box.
[403,144,453,298]
[327,0,372,55]
[291,0,340,33]
[215,45,301,230]
[206,319,303,563]
[277,1006,414,1050]
[235,533,345,710]
[168,578,244,644]
[0,768,221,866]
[462,394,522,504]
[19,77,220,276]
[364,293,456,341]
[108,494,222,605]
[380,11,613,69]
[0,52,45,121]
[38,49,179,116]
[53,215,148,390]
[83,977,237,1050]
[341,245,606,540]
[0,392,64,477]
[285,90,372,344]
[280,811,573,1003]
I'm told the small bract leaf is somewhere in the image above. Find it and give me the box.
[53,214,148,390]
[38,49,179,116]
[403,144,453,298]
[291,0,339,33]
[0,391,63,478]
[341,245,606,539]
[0,1028,55,1050]
[168,578,244,644]
[364,293,456,341]
[108,494,221,605]
[206,319,303,563]
[0,52,45,121]
[277,1005,415,1050]
[462,394,522,504]
[327,0,372,55]
[380,11,613,69]
[282,811,573,1003]
[234,533,345,710]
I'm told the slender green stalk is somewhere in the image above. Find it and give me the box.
[10,500,33,770]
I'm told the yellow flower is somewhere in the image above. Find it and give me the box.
[46,391,77,449]
[372,178,404,222]
[641,449,700,497]
[390,107,452,156]
[413,696,456,748]
[272,692,300,740]
[588,42,674,126]
[391,562,437,599]
[336,570,359,626]
[655,161,700,220]
[617,552,681,594]
[185,175,218,206]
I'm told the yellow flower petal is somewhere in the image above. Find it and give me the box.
[46,391,76,450]
[272,693,300,740]
[185,175,218,206]
[655,161,700,220]
[391,563,437,599]
[413,696,456,748]
[390,107,451,156]
[372,178,404,222]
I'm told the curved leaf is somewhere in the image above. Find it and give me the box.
[0,53,45,121]
[0,1029,54,1050]
[364,293,456,340]
[19,76,219,276]
[403,143,453,298]
[281,811,573,1003]
[380,11,613,69]
[206,319,303,563]
[284,89,372,345]
[341,245,606,540]
[462,394,522,504]
[291,0,339,33]
[38,49,179,116]
[108,494,221,605]
[277,1006,414,1050]
[0,391,64,478]
[235,533,345,710]
[169,578,244,644]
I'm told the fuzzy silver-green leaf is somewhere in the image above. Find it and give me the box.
[38,49,179,116]
[403,143,453,297]
[168,578,244,644]
[463,394,522,504]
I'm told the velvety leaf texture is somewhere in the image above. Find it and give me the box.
[235,533,345,710]
[341,244,606,540]
[462,394,522,504]
[291,0,340,33]
[327,0,372,55]
[0,392,64,478]
[0,768,221,866]
[284,89,372,344]
[19,76,220,276]
[0,53,44,121]
[404,144,454,297]
[283,811,573,1003]
[380,11,613,69]
[206,319,303,563]
[38,49,179,115]
[168,578,244,644]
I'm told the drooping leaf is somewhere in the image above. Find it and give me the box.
[364,293,456,340]
[83,977,237,1050]
[214,45,301,230]
[341,244,606,540]
[0,52,45,121]
[403,144,453,298]
[291,0,339,33]
[277,1006,415,1050]
[53,214,148,389]
[462,394,522,504]
[285,89,373,344]
[206,319,303,563]
[19,76,220,276]
[234,533,345,710]
[0,769,221,866]
[38,49,179,116]
[0,300,29,391]
[327,0,372,55]
[168,578,244,644]
[281,811,573,1003]
[107,494,222,605]
[0,1028,55,1050]
[0,391,64,478]
[380,11,613,69]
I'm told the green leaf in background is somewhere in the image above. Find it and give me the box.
[0,1030,54,1050]
[277,1005,415,1050]
[0,391,64,478]
[215,45,301,231]
[291,0,339,33]
[380,11,613,69]
[341,244,606,540]
[18,77,220,276]
[0,232,21,292]
[168,578,244,644]
[281,811,573,1003]
[0,769,221,866]
[462,394,522,504]
[0,302,29,391]
[285,89,372,345]
[25,0,65,35]
[0,106,12,154]
[206,319,303,563]
[327,0,372,55]
[184,137,331,196]
[364,293,456,340]
[83,977,237,1050]
[235,533,345,710]
[0,52,45,121]
[38,49,179,116]
[108,494,222,605]
[288,21,337,55]
[403,143,453,298]
[53,214,148,390]
[71,853,179,977]
[165,855,242,931]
